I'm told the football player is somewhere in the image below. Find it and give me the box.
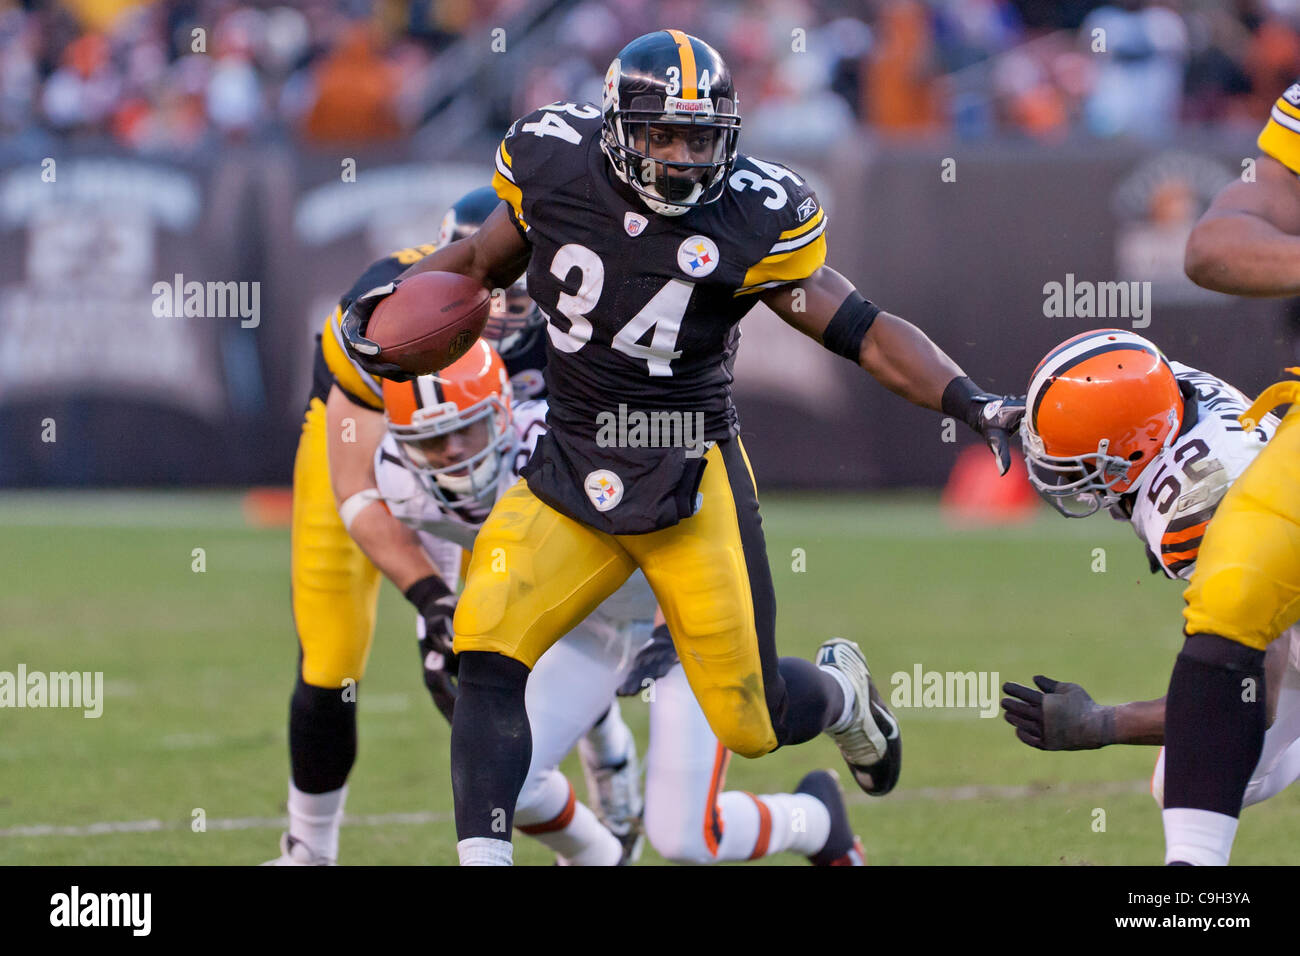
[374,341,641,864]
[1142,80,1300,865]
[343,30,1022,866]
[1001,330,1300,825]
[268,191,600,866]
[374,345,871,865]
[268,240,448,865]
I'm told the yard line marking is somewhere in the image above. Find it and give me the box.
[0,781,1149,838]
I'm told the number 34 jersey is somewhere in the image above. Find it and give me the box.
[491,101,828,443]
[1124,363,1279,580]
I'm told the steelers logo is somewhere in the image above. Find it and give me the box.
[677,235,720,278]
[584,469,624,512]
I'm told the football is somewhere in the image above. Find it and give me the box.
[367,271,491,376]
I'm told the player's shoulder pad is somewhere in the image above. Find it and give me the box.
[730,153,827,295]
[339,244,438,311]
[1258,79,1300,174]
[494,103,602,223]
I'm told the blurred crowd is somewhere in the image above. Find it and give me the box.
[3,0,1300,154]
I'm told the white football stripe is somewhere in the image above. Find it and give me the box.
[417,375,439,408]
[331,311,383,398]
[1270,105,1300,136]
[1026,330,1154,417]
[768,217,826,255]
[0,779,1153,840]
[495,146,515,184]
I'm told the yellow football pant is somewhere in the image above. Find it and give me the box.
[291,397,382,687]
[453,439,783,758]
[1184,393,1300,650]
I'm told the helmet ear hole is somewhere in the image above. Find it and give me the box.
[1128,451,1143,461]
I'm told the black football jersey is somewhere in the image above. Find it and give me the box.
[492,101,827,443]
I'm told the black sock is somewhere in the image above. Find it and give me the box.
[774,657,845,746]
[1164,634,1266,817]
[450,651,533,841]
[289,675,357,793]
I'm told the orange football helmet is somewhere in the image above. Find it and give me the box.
[381,339,513,514]
[1022,329,1184,516]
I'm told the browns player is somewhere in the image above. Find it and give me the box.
[343,30,1023,865]
[1119,79,1300,865]
[267,242,446,865]
[1000,331,1300,836]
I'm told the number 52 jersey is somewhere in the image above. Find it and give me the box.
[1125,363,1280,580]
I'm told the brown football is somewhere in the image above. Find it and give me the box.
[367,271,491,376]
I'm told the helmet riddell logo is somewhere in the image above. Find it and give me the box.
[624,211,648,236]
[585,469,624,511]
[677,235,719,277]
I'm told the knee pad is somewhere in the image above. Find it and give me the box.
[289,674,357,794]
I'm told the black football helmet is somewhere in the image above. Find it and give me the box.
[437,186,544,356]
[600,30,741,216]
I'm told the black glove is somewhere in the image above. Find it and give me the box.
[1000,675,1116,751]
[406,575,459,723]
[617,622,680,697]
[942,377,1026,477]
[339,282,415,381]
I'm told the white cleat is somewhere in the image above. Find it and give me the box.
[816,639,902,796]
[578,736,645,864]
[260,833,335,866]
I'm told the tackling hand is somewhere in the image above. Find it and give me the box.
[1000,675,1115,751]
[970,394,1026,477]
[406,575,460,723]
[339,282,415,381]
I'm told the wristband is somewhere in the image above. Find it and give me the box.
[822,291,880,362]
[339,489,383,533]
[404,573,453,615]
[941,375,987,431]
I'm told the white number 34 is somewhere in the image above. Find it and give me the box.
[728,159,802,210]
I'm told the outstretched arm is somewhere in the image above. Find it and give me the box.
[763,266,960,410]
[1001,634,1292,751]
[763,266,1024,472]
[1184,155,1300,296]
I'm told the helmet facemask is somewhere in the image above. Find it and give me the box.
[1021,423,1169,518]
[388,394,514,518]
[601,93,740,217]
[483,278,544,357]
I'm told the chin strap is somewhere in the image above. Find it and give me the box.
[634,180,699,217]
[1239,367,1300,431]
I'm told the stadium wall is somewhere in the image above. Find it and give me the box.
[1,133,1291,488]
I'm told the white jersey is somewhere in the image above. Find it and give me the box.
[373,398,656,620]
[1124,363,1279,582]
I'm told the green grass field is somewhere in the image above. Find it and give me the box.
[1,490,1295,865]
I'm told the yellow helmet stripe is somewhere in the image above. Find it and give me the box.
[666,29,697,99]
